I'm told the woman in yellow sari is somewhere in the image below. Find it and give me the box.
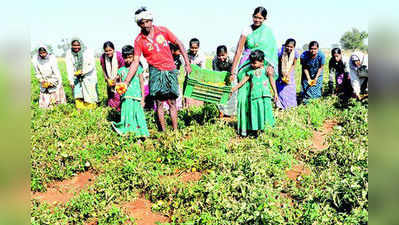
[65,38,98,109]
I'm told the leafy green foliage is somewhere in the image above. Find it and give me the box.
[340,28,368,51]
[31,59,367,224]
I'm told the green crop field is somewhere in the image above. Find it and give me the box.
[31,58,368,224]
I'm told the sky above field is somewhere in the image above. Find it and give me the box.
[29,0,369,55]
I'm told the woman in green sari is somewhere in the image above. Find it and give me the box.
[230,7,279,136]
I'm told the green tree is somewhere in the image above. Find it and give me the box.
[339,28,368,51]
[57,38,70,57]
[302,43,308,51]
[57,38,87,57]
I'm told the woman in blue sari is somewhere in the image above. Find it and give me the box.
[300,41,325,104]
[230,6,279,136]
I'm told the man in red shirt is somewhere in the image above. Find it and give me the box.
[124,7,191,131]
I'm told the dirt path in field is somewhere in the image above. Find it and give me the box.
[119,170,202,225]
[311,120,337,152]
[32,171,96,205]
[179,171,203,182]
[159,169,203,183]
[285,120,338,182]
[123,196,169,225]
[285,163,311,181]
[85,219,98,225]
[160,170,203,183]
[86,194,173,225]
[279,192,295,207]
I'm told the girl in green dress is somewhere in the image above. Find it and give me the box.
[112,45,149,137]
[231,50,278,136]
[229,7,278,136]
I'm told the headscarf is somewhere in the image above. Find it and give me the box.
[280,46,296,75]
[37,44,50,60]
[135,10,153,24]
[349,51,365,71]
[70,38,85,71]
[105,52,119,80]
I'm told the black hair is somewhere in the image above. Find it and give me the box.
[214,46,232,71]
[169,42,179,52]
[329,47,345,73]
[216,45,227,55]
[135,7,147,15]
[121,45,134,58]
[331,47,341,56]
[253,7,267,18]
[71,40,80,45]
[103,41,115,50]
[38,47,47,53]
[189,38,200,47]
[249,49,265,63]
[309,41,319,49]
[285,38,296,47]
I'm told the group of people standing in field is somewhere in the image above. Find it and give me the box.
[32,6,368,137]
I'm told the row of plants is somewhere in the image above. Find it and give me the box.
[31,59,367,224]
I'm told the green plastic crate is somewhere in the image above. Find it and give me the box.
[183,64,232,104]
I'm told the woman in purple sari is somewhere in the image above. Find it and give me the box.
[276,38,298,110]
[100,41,125,111]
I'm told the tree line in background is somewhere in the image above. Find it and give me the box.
[302,28,367,52]
[31,28,368,57]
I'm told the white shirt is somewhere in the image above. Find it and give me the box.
[32,54,63,91]
[65,49,97,85]
[241,26,253,37]
[188,50,206,68]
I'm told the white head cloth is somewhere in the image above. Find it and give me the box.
[135,11,153,23]
[37,43,50,60]
[349,51,365,70]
